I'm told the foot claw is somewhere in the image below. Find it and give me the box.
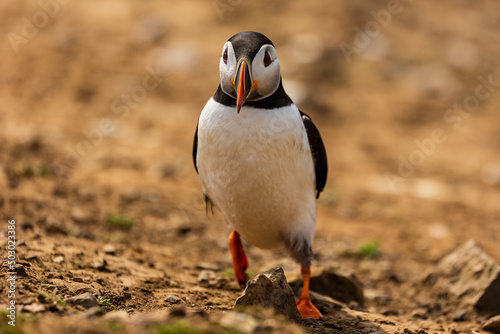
[296,297,323,320]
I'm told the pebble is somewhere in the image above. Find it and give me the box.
[93,258,108,271]
[70,207,89,223]
[165,295,181,304]
[52,255,65,263]
[452,309,467,322]
[14,264,27,276]
[65,292,101,309]
[410,308,428,320]
[103,244,116,255]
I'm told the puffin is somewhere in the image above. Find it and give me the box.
[193,31,328,320]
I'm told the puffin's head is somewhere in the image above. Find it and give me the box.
[219,31,281,113]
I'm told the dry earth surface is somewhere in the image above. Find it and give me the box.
[1,0,500,333]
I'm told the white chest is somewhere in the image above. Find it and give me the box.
[196,99,317,249]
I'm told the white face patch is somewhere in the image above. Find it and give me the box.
[248,44,281,101]
[219,42,237,98]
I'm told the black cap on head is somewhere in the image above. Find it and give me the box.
[228,31,274,62]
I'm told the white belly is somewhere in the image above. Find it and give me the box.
[196,98,317,249]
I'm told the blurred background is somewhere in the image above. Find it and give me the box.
[1,0,500,323]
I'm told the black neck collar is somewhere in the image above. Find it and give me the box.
[212,79,293,110]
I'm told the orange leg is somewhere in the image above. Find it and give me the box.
[229,230,248,288]
[296,265,323,319]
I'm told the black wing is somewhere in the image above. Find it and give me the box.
[192,122,199,174]
[192,122,215,214]
[300,111,328,199]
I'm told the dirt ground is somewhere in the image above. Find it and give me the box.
[1,0,500,333]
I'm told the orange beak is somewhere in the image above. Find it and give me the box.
[234,58,253,113]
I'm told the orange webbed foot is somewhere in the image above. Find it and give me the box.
[296,297,323,319]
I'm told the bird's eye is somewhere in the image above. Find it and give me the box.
[223,48,228,64]
[263,50,272,67]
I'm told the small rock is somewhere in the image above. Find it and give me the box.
[483,315,500,333]
[93,258,107,271]
[411,308,428,320]
[45,216,68,235]
[450,329,460,334]
[420,240,500,315]
[220,311,258,334]
[198,270,213,284]
[52,255,64,263]
[23,303,46,313]
[235,267,301,323]
[103,244,116,255]
[70,207,89,223]
[120,190,140,203]
[65,292,100,309]
[13,264,27,277]
[165,295,181,304]
[452,309,467,322]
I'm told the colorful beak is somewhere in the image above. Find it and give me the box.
[234,58,253,113]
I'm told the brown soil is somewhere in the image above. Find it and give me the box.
[1,0,500,333]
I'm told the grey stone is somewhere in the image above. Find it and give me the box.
[235,267,301,323]
[452,309,467,322]
[420,240,500,315]
[165,295,181,304]
[483,315,500,333]
[65,292,100,309]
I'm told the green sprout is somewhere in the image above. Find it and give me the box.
[106,213,133,230]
